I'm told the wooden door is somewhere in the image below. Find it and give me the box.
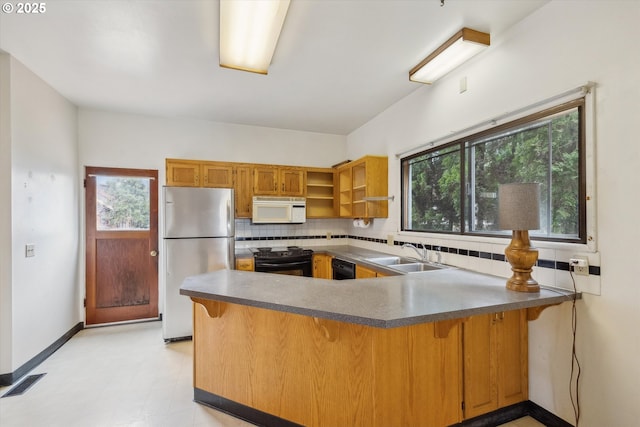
[85,167,159,325]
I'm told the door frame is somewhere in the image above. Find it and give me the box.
[84,166,159,325]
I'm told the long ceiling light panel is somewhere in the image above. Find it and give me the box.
[219,0,291,75]
[409,27,490,84]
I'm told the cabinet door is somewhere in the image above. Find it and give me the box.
[279,168,305,196]
[313,254,332,279]
[235,166,253,218]
[355,265,377,279]
[463,313,499,419]
[463,310,528,420]
[235,258,254,271]
[497,309,528,407]
[202,162,234,188]
[166,160,201,187]
[253,166,279,195]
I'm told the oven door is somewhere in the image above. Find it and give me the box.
[254,257,312,277]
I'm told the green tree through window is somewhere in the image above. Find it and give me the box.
[96,176,151,231]
[402,99,584,242]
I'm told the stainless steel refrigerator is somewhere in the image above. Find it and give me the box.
[162,186,235,341]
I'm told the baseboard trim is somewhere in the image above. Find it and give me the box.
[0,322,84,387]
[194,389,573,427]
[526,400,575,427]
[194,388,303,427]
[452,400,573,427]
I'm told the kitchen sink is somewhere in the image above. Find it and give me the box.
[364,256,416,265]
[389,262,445,273]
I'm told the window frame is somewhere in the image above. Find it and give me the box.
[401,98,587,244]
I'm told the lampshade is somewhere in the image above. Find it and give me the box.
[498,183,540,230]
[409,28,490,84]
[219,0,291,74]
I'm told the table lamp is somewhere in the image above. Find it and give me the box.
[498,183,541,293]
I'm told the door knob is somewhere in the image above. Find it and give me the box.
[150,250,158,257]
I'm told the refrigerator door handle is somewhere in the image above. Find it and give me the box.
[227,200,233,235]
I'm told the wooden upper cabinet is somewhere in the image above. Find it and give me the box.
[337,155,388,218]
[253,166,305,196]
[235,165,253,218]
[166,159,201,187]
[279,168,305,196]
[253,166,279,195]
[306,168,336,218]
[202,162,234,188]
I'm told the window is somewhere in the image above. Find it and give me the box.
[96,176,151,231]
[402,98,585,243]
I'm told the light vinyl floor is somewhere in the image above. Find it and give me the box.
[0,321,544,427]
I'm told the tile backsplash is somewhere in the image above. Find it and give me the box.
[234,219,601,295]
[234,218,350,249]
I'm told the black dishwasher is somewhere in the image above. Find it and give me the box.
[332,258,355,280]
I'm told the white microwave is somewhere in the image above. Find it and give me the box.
[252,196,306,224]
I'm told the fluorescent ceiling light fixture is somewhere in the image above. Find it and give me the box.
[409,28,490,84]
[219,0,291,75]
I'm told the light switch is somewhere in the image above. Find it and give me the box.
[459,76,467,93]
[25,244,35,257]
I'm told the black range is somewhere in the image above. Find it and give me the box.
[250,246,313,277]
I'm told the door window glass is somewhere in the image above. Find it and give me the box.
[96,176,151,231]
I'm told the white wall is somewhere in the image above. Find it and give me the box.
[0,54,13,376]
[0,54,80,375]
[347,1,640,425]
[78,109,348,183]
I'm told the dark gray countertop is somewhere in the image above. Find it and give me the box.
[182,246,579,328]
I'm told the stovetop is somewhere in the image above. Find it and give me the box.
[250,246,313,259]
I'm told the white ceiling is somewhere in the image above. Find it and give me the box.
[0,0,548,135]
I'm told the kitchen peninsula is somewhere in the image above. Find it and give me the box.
[180,263,578,427]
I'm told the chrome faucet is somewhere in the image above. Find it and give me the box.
[402,243,428,262]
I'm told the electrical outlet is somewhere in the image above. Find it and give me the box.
[569,257,589,276]
[25,244,35,257]
[387,234,394,246]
